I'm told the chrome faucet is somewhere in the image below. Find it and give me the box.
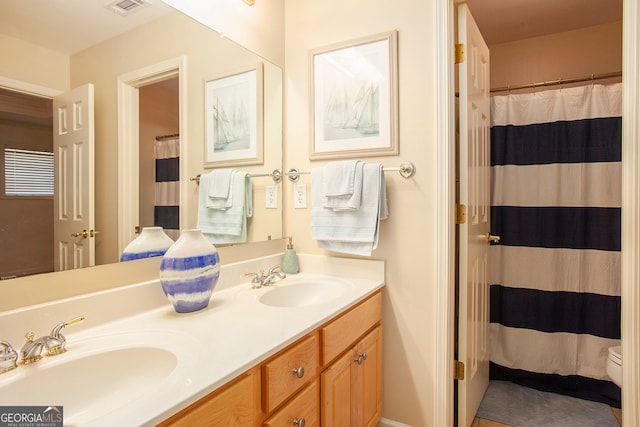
[0,341,18,374]
[245,266,286,289]
[20,316,85,364]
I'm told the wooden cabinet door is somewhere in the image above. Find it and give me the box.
[321,348,355,427]
[321,326,383,427]
[355,326,382,427]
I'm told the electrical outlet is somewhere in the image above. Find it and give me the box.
[293,184,307,209]
[265,185,278,209]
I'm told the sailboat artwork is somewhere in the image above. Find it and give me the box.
[324,81,380,140]
[311,31,398,159]
[212,96,250,152]
[204,64,263,167]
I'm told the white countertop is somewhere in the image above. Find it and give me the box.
[0,254,384,426]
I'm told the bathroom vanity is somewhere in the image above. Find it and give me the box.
[0,254,384,426]
[160,290,382,426]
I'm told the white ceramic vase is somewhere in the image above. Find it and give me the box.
[120,226,174,261]
[159,229,220,313]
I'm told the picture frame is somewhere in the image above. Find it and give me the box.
[309,30,398,160]
[204,63,263,167]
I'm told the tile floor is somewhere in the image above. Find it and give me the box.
[472,418,511,427]
[473,406,623,427]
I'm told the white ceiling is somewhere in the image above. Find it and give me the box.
[0,1,624,55]
[466,0,623,46]
[0,0,175,55]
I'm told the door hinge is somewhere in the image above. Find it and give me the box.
[455,43,465,64]
[455,204,467,225]
[454,360,465,380]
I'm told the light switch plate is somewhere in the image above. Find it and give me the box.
[293,184,307,209]
[265,185,278,209]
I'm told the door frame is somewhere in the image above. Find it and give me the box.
[117,56,187,253]
[0,76,62,99]
[433,1,640,426]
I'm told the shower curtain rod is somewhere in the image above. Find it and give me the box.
[155,133,180,141]
[490,71,622,94]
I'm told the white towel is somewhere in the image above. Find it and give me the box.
[323,161,364,211]
[197,170,253,244]
[311,163,388,256]
[205,169,234,210]
[322,160,361,196]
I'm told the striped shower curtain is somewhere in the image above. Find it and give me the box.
[154,136,180,240]
[488,83,622,407]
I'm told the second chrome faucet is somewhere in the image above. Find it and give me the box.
[245,266,286,289]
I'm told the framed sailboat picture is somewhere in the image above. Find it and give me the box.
[310,31,398,159]
[204,63,263,167]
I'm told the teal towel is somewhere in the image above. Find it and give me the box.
[197,170,252,243]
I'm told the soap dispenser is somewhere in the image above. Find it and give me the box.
[282,237,299,274]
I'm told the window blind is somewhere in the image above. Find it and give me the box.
[4,148,54,196]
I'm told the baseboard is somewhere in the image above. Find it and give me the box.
[377,418,412,427]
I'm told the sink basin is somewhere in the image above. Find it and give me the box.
[0,331,197,426]
[259,278,352,307]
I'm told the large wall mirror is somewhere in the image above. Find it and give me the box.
[0,1,283,280]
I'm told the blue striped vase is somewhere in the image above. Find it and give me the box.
[120,227,174,261]
[159,229,220,313]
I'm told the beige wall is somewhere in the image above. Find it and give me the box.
[70,11,283,264]
[161,0,285,67]
[490,21,622,91]
[0,34,69,92]
[284,1,437,424]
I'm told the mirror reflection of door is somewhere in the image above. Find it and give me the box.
[138,77,180,240]
[53,83,96,271]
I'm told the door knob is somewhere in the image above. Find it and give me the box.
[486,233,500,244]
[71,229,100,239]
[71,230,89,238]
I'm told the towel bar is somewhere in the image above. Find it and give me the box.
[191,169,282,184]
[286,161,415,182]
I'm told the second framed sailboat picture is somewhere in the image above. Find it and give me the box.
[204,63,263,167]
[310,31,398,159]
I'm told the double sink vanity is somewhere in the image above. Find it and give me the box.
[0,254,384,426]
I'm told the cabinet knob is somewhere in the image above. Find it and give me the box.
[292,367,305,379]
[353,352,368,365]
[293,418,306,427]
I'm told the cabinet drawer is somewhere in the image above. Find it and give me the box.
[262,333,319,413]
[321,291,381,365]
[159,369,259,426]
[263,380,319,427]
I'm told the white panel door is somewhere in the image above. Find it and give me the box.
[457,4,491,427]
[53,84,95,271]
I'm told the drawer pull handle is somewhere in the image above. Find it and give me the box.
[293,418,306,427]
[292,367,305,378]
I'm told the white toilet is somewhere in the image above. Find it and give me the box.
[606,345,622,388]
